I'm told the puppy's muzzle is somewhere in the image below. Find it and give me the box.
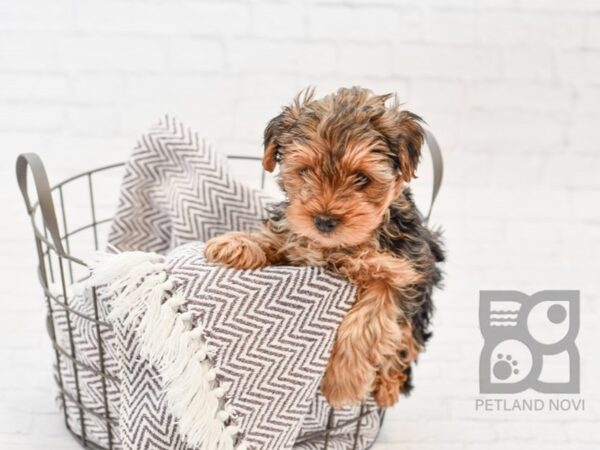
[314,214,339,233]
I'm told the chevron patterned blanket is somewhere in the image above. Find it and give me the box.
[56,116,383,450]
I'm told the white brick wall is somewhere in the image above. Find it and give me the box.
[1,1,599,449]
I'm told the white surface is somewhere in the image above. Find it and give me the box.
[1,1,599,449]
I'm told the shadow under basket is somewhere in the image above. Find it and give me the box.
[16,153,384,450]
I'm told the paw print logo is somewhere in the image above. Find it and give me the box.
[479,291,579,394]
[494,354,519,380]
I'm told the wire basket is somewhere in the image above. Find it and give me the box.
[16,153,382,450]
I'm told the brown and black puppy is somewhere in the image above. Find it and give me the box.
[205,87,444,408]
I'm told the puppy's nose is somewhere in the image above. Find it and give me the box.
[314,215,339,233]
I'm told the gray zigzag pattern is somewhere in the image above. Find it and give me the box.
[114,320,190,450]
[52,288,121,449]
[108,116,272,253]
[167,243,357,449]
[53,116,382,449]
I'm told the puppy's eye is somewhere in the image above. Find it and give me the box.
[353,172,370,189]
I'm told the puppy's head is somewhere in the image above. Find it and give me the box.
[263,86,424,248]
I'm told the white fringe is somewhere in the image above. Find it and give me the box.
[87,251,246,450]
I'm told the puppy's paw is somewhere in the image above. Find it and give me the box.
[373,376,400,408]
[204,232,268,269]
[320,367,371,409]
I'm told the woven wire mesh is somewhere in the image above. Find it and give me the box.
[19,155,380,450]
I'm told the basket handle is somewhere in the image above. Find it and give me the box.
[16,153,67,257]
[423,129,443,223]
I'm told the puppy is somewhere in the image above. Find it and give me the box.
[205,87,444,408]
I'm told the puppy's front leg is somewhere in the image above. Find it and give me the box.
[372,320,417,407]
[204,227,283,270]
[321,253,421,409]
[321,281,403,408]
[320,286,378,408]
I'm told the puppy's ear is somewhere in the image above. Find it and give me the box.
[263,88,313,172]
[263,114,283,172]
[374,106,424,183]
[394,111,424,182]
